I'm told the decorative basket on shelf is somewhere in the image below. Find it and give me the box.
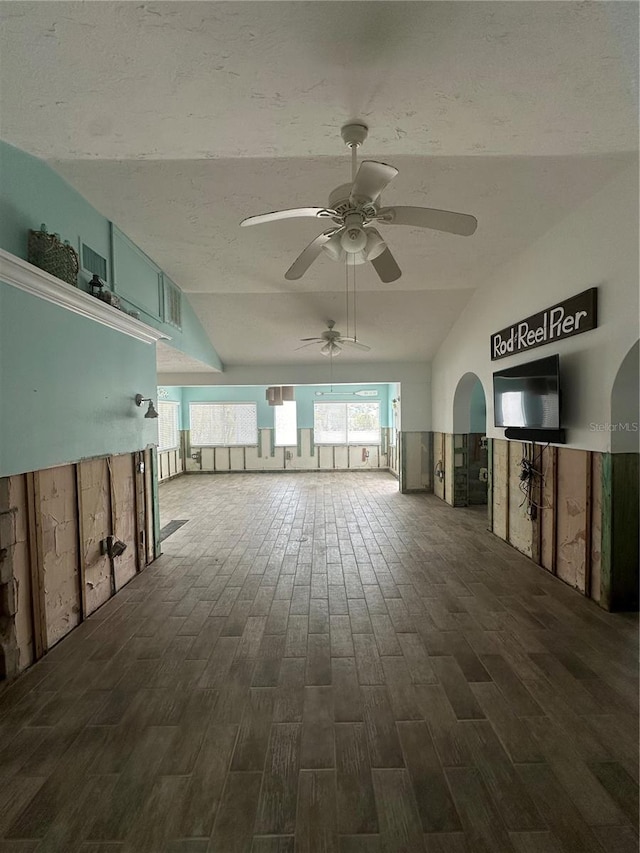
[28,224,79,286]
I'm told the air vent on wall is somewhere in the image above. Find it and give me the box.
[163,277,182,329]
[81,243,108,280]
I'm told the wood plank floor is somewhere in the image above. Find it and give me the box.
[1,471,638,853]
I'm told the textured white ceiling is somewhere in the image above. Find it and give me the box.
[1,1,637,371]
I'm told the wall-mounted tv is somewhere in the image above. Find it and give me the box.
[493,354,560,429]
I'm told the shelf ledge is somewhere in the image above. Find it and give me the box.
[0,249,171,345]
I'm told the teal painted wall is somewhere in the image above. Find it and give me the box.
[178,384,392,431]
[0,141,111,290]
[0,141,222,371]
[1,282,158,478]
[158,386,183,404]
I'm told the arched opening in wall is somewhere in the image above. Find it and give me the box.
[448,373,489,507]
[611,340,639,453]
[605,341,639,611]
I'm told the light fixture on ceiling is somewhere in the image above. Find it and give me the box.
[135,394,159,418]
[266,386,295,406]
[320,341,341,357]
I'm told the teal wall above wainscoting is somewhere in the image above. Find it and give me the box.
[165,383,392,431]
[0,141,222,372]
[0,282,158,478]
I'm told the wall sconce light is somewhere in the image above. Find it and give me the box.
[135,394,159,418]
[100,535,127,559]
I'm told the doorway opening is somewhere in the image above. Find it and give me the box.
[451,372,489,507]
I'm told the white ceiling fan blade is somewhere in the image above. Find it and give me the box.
[340,339,371,351]
[370,247,402,283]
[240,207,338,227]
[294,341,322,351]
[284,229,340,280]
[376,206,478,236]
[299,337,325,342]
[349,160,398,205]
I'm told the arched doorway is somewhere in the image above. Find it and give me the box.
[451,373,488,507]
[611,340,639,453]
[603,341,639,610]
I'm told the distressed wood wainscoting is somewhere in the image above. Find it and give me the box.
[184,427,392,474]
[490,440,638,612]
[0,448,158,680]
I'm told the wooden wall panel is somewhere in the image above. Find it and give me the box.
[37,465,82,647]
[444,433,454,505]
[590,452,602,602]
[492,439,509,541]
[433,432,445,502]
[539,446,556,573]
[318,446,333,469]
[184,429,390,474]
[555,449,588,592]
[7,476,34,670]
[508,441,534,558]
[79,458,112,615]
[334,446,349,469]
[134,451,146,573]
[230,448,245,470]
[144,448,155,565]
[215,447,231,471]
[110,454,138,591]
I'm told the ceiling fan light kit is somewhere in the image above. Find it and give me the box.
[240,122,478,283]
[296,320,371,357]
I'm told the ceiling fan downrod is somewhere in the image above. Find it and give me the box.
[341,123,368,182]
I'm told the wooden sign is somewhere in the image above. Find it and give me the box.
[491,288,597,361]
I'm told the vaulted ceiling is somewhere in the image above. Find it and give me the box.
[1,1,637,370]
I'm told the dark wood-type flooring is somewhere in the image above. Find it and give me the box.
[0,471,638,852]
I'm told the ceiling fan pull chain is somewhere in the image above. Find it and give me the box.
[345,258,350,339]
[353,255,357,342]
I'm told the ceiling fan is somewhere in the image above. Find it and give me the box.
[295,320,370,357]
[240,123,477,283]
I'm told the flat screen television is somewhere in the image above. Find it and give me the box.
[493,354,560,429]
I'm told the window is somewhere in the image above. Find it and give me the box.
[190,402,258,446]
[314,402,381,445]
[158,401,179,451]
[275,400,297,446]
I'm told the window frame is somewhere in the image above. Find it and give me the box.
[313,401,382,446]
[157,401,180,452]
[189,401,259,447]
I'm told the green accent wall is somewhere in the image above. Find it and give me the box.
[0,142,111,285]
[158,386,183,403]
[0,282,158,478]
[0,140,222,372]
[177,384,392,431]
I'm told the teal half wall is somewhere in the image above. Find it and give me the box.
[1,282,158,478]
[0,141,221,371]
[171,384,392,431]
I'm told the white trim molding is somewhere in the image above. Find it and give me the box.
[0,249,170,345]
